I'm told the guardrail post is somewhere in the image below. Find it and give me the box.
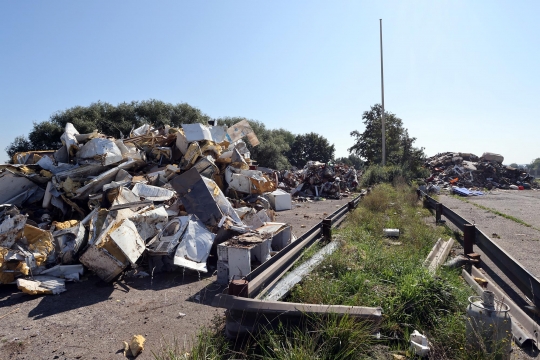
[322,218,332,241]
[435,203,443,224]
[229,278,249,297]
[416,189,421,200]
[348,200,355,212]
[463,224,475,255]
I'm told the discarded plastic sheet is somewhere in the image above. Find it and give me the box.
[173,215,215,272]
[41,264,84,281]
[17,276,66,295]
[132,183,175,202]
[77,138,123,166]
[171,168,243,227]
[147,216,190,255]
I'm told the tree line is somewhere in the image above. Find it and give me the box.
[6,100,426,172]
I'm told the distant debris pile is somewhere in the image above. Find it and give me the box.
[424,152,537,192]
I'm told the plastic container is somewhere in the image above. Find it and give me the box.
[518,186,524,190]
[383,229,400,237]
[466,291,512,359]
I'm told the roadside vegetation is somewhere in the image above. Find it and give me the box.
[153,181,513,360]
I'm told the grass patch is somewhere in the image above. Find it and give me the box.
[157,184,509,359]
[289,183,480,359]
[450,194,540,231]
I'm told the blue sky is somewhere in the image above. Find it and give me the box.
[1,1,539,165]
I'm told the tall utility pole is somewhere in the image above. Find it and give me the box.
[379,19,386,166]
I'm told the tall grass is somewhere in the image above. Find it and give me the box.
[289,184,478,359]
[156,184,507,360]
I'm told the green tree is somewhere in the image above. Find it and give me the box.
[5,135,33,160]
[286,132,335,168]
[335,154,364,169]
[217,117,295,170]
[5,100,210,158]
[348,104,425,169]
[528,158,540,175]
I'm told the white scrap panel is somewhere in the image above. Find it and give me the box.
[227,246,251,281]
[108,219,146,265]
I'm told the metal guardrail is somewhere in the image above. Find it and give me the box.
[245,192,365,298]
[420,191,540,306]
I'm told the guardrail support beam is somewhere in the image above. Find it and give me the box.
[435,203,443,224]
[464,224,475,255]
[322,218,332,241]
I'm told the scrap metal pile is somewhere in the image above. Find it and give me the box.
[424,152,537,193]
[278,161,360,199]
[0,120,293,295]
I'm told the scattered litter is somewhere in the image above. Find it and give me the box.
[123,334,146,357]
[383,228,400,237]
[410,330,430,357]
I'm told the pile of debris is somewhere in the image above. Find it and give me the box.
[424,152,537,193]
[278,161,360,199]
[0,120,297,294]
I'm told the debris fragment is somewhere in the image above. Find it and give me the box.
[410,330,430,357]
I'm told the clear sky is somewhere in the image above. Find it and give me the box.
[1,1,539,165]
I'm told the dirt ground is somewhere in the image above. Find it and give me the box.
[0,195,355,360]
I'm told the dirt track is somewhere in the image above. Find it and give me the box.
[0,196,354,360]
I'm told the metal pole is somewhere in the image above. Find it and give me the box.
[379,19,386,166]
